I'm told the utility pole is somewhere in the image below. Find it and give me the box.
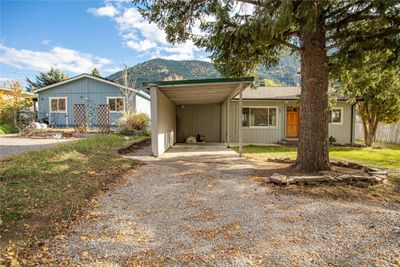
[123,64,128,87]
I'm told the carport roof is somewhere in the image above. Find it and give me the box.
[144,77,254,105]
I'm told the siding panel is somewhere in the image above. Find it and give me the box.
[177,104,221,142]
[37,77,148,127]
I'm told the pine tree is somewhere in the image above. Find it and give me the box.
[133,0,400,171]
[26,68,68,91]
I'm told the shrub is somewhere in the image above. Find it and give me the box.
[329,136,336,145]
[117,111,150,135]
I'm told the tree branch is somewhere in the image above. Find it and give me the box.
[278,40,302,52]
[236,0,263,6]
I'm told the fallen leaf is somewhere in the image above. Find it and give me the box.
[55,235,66,240]
[82,251,89,258]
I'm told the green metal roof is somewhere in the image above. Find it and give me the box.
[143,77,254,87]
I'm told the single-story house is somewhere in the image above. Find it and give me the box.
[145,77,355,157]
[32,74,150,128]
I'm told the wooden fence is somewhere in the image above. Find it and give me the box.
[355,119,400,144]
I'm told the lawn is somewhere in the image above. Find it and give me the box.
[0,135,146,257]
[238,142,400,169]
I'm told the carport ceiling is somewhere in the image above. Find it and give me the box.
[145,77,254,105]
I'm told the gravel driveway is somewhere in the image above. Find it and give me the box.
[0,134,75,159]
[49,144,400,266]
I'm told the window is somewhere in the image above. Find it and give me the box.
[107,97,125,112]
[329,108,343,124]
[49,97,67,113]
[242,107,277,127]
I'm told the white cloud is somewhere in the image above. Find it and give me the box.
[88,5,119,17]
[126,39,157,52]
[0,44,112,74]
[88,2,208,61]
[42,39,51,45]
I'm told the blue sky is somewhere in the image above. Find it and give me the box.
[0,0,211,86]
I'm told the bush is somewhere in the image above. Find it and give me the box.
[0,122,17,134]
[117,111,150,135]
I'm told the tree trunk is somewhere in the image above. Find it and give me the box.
[13,108,18,129]
[358,102,379,147]
[295,29,330,171]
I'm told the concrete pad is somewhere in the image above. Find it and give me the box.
[160,142,255,175]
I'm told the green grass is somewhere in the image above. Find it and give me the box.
[0,122,17,134]
[0,135,146,249]
[237,143,400,169]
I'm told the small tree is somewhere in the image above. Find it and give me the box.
[91,68,101,77]
[336,50,400,146]
[26,68,68,91]
[0,81,32,128]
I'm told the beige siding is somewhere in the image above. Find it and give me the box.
[328,101,353,144]
[227,100,354,145]
[151,88,176,156]
[176,104,221,142]
[228,100,285,144]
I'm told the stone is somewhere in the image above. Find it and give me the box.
[355,181,370,188]
[269,173,288,185]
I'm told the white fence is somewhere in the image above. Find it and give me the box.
[355,119,400,144]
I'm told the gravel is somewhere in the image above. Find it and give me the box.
[49,145,400,266]
[0,134,74,159]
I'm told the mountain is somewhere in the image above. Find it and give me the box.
[108,59,221,90]
[107,56,300,91]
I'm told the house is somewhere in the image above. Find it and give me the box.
[145,78,355,156]
[32,74,150,128]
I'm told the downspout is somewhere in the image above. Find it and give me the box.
[350,103,355,144]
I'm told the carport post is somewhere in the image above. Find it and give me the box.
[226,101,230,148]
[238,82,243,157]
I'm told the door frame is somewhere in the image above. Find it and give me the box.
[285,105,300,139]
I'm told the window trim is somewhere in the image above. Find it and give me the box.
[242,106,279,129]
[107,96,126,113]
[329,107,344,125]
[49,97,67,113]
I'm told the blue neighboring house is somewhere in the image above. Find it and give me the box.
[32,73,150,128]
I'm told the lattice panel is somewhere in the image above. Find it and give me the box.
[97,104,110,132]
[74,104,86,131]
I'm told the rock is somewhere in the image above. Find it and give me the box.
[269,173,289,185]
[368,170,388,176]
[355,181,370,188]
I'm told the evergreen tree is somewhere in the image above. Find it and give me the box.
[133,0,400,171]
[26,68,68,91]
[91,68,101,77]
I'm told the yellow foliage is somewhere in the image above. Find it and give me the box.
[0,81,32,111]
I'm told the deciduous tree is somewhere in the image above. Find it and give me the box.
[0,81,32,128]
[91,68,101,77]
[335,50,400,146]
[133,0,400,171]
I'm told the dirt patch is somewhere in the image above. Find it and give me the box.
[117,137,151,154]
[250,158,400,204]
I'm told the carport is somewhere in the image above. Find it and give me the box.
[145,77,254,157]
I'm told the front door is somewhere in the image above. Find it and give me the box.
[286,106,299,138]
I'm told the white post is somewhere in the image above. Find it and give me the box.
[238,82,243,157]
[226,100,230,148]
[150,86,159,156]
